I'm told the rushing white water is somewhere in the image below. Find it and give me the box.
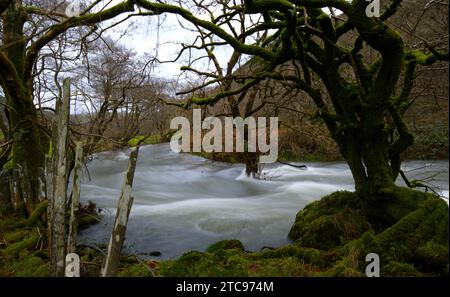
[77,143,449,259]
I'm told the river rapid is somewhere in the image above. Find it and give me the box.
[77,143,449,259]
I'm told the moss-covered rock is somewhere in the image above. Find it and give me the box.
[249,244,328,267]
[373,194,449,273]
[337,231,382,272]
[288,187,448,276]
[158,247,327,277]
[362,186,435,229]
[415,241,449,272]
[78,213,101,229]
[78,201,102,230]
[206,240,245,253]
[289,191,372,249]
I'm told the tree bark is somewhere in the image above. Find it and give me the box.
[244,151,259,177]
[50,78,71,277]
[67,142,83,254]
[1,3,49,214]
[335,117,397,197]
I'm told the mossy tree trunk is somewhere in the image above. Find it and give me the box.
[231,92,260,178]
[244,151,259,177]
[1,2,49,214]
[0,0,135,215]
[333,110,398,194]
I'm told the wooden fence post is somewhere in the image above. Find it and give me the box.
[45,154,53,259]
[102,147,139,277]
[50,78,71,277]
[67,142,83,254]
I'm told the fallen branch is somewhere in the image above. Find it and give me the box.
[278,160,307,169]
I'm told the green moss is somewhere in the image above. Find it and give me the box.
[286,187,448,276]
[250,245,326,267]
[79,247,97,262]
[1,229,39,258]
[3,229,30,244]
[128,134,162,147]
[415,241,449,272]
[363,186,432,228]
[321,259,364,277]
[382,261,422,277]
[376,195,448,266]
[159,248,323,277]
[25,200,48,227]
[244,256,315,277]
[289,191,371,249]
[161,248,251,276]
[9,254,50,276]
[338,231,381,272]
[78,213,101,230]
[0,213,26,232]
[161,251,208,276]
[2,158,13,169]
[118,263,153,277]
[206,240,245,253]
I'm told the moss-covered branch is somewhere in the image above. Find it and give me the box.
[405,50,449,66]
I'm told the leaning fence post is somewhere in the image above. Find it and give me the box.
[50,78,71,277]
[45,154,53,259]
[102,147,140,277]
[67,142,83,254]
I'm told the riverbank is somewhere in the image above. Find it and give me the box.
[95,124,448,163]
[2,188,447,277]
[1,144,448,276]
[150,188,448,277]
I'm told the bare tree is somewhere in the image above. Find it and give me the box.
[0,0,136,213]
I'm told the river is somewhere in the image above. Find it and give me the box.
[77,143,449,259]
